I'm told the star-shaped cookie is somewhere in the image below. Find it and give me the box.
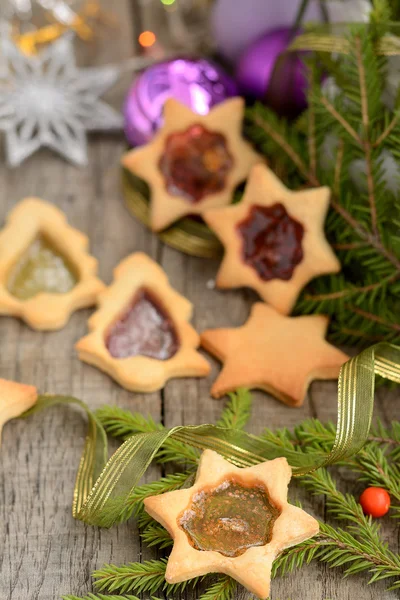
[76,252,210,392]
[145,449,319,599]
[122,97,262,232]
[0,378,37,444]
[201,303,348,406]
[203,164,340,314]
[0,198,105,330]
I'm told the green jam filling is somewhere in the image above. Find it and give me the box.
[179,477,281,558]
[7,235,78,300]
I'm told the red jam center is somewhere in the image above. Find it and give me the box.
[159,124,234,204]
[105,289,179,360]
[238,203,304,281]
[179,477,281,558]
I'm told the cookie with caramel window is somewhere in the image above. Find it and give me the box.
[0,198,104,330]
[76,253,210,392]
[144,449,319,599]
[203,164,341,314]
[122,98,262,231]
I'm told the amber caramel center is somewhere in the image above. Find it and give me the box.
[237,203,304,281]
[105,289,179,360]
[7,235,78,300]
[179,477,281,557]
[159,124,234,204]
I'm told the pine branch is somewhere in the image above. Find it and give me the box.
[93,559,201,596]
[96,405,199,466]
[263,420,400,517]
[141,522,173,549]
[95,405,162,439]
[215,388,252,430]
[103,390,253,525]
[273,521,400,588]
[62,595,148,600]
[97,389,251,472]
[246,25,400,346]
[354,34,378,235]
[116,471,194,525]
[198,576,237,600]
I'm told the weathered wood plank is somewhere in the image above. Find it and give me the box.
[0,2,162,599]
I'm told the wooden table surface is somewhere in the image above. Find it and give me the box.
[0,2,399,599]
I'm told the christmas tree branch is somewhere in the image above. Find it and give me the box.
[333,137,344,195]
[347,306,400,333]
[307,66,318,178]
[63,595,147,600]
[247,23,400,345]
[95,405,199,466]
[250,112,314,181]
[263,420,400,515]
[320,95,361,143]
[355,34,379,236]
[97,390,252,525]
[304,271,400,301]
[215,389,252,430]
[374,114,400,146]
[92,559,200,596]
[274,522,400,588]
[198,576,237,600]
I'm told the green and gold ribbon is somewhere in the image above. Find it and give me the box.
[24,343,400,527]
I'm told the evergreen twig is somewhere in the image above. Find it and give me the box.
[62,595,149,600]
[246,24,400,345]
[198,576,237,600]
[215,388,252,430]
[92,559,200,596]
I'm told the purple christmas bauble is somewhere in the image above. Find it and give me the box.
[211,0,321,63]
[123,58,238,147]
[236,28,308,119]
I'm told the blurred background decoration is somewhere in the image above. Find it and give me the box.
[0,0,115,54]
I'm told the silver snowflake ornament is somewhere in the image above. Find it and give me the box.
[0,34,123,166]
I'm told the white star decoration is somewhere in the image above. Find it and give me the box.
[0,34,123,166]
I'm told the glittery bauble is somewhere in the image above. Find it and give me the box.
[236,28,308,119]
[123,58,238,147]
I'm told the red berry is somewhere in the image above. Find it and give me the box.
[359,487,391,518]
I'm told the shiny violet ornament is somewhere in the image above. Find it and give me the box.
[123,58,238,147]
[236,28,308,119]
[211,0,371,63]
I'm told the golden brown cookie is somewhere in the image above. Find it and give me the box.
[203,164,340,314]
[0,198,105,330]
[76,252,210,392]
[201,303,348,406]
[0,378,38,444]
[145,449,319,599]
[122,98,262,232]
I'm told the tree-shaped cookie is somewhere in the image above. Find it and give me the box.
[76,253,210,392]
[203,164,340,314]
[201,303,348,406]
[0,198,104,330]
[122,98,262,231]
[145,449,319,599]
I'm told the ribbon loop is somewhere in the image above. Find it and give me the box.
[24,343,400,527]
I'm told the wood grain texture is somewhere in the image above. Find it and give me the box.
[0,2,399,599]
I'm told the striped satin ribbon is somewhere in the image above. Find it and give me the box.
[24,343,400,527]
